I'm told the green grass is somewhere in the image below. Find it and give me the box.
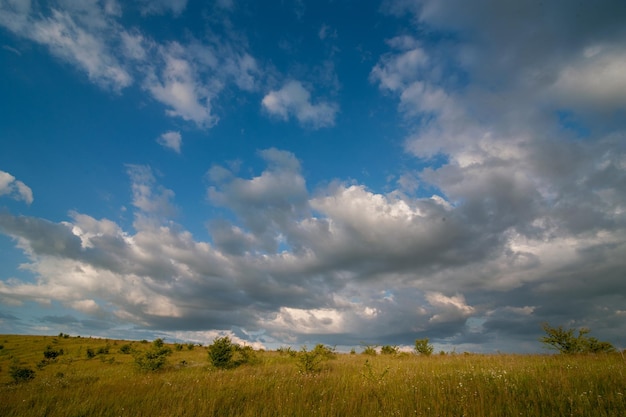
[0,335,624,416]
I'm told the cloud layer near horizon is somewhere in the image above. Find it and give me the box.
[1,0,625,351]
[1,134,625,350]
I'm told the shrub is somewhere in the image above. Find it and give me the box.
[277,346,295,356]
[415,338,434,356]
[119,344,133,354]
[86,348,96,359]
[362,345,378,356]
[236,345,259,366]
[10,365,35,383]
[541,323,615,354]
[207,337,258,369]
[381,345,399,355]
[296,346,324,374]
[313,344,337,360]
[134,339,172,371]
[208,337,236,369]
[96,345,110,355]
[43,345,63,359]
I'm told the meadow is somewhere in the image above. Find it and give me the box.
[0,334,624,416]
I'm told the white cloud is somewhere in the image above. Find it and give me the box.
[120,31,148,61]
[69,299,102,314]
[262,81,338,128]
[426,292,474,324]
[0,0,32,33]
[370,41,429,92]
[1,147,625,350]
[318,24,337,40]
[20,8,131,91]
[0,0,259,128]
[265,307,344,334]
[136,0,188,16]
[145,44,218,128]
[0,0,136,91]
[126,165,177,217]
[0,170,33,204]
[157,131,182,153]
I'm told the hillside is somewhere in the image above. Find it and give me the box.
[1,334,624,416]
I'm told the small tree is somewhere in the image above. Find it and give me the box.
[119,344,133,354]
[361,344,378,356]
[380,345,399,355]
[313,344,337,360]
[540,323,615,354]
[134,338,172,371]
[208,336,236,369]
[10,365,35,383]
[43,345,63,360]
[296,346,324,373]
[207,336,257,369]
[415,338,434,356]
[295,345,335,374]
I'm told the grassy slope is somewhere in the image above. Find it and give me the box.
[0,334,624,416]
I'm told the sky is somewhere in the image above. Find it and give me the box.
[0,0,625,353]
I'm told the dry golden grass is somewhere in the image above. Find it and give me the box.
[0,334,624,416]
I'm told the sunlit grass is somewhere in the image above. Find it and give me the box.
[1,335,624,416]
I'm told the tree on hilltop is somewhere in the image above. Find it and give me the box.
[540,323,615,354]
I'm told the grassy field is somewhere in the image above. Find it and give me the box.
[0,334,624,416]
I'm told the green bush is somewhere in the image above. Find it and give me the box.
[207,337,258,369]
[296,346,324,374]
[134,339,172,371]
[43,345,63,359]
[119,344,133,354]
[96,345,110,355]
[361,345,378,356]
[540,323,615,354]
[415,338,434,356]
[313,344,337,360]
[277,346,294,356]
[208,337,236,369]
[10,365,35,383]
[381,345,399,355]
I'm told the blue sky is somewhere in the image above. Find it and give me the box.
[1,0,625,353]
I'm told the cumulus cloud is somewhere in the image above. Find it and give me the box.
[144,43,218,128]
[368,0,626,349]
[262,81,338,128]
[157,131,182,153]
[0,145,625,350]
[126,165,177,218]
[0,170,33,204]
